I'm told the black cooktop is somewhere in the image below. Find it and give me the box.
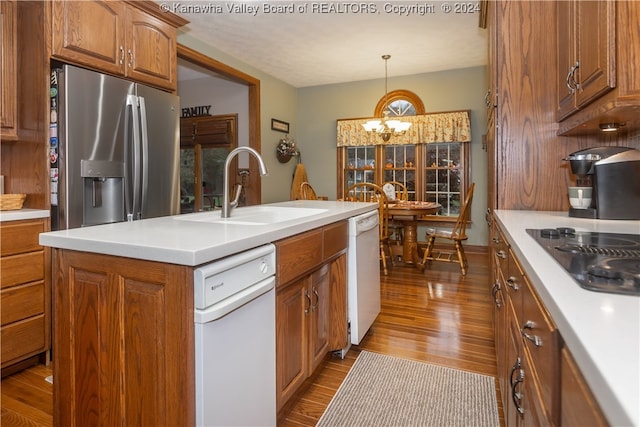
[526,228,640,296]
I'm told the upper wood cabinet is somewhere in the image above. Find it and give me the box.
[51,0,187,91]
[557,1,640,135]
[556,0,616,121]
[180,115,237,146]
[1,0,17,140]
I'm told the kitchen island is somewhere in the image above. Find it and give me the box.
[40,200,375,265]
[39,200,377,426]
[494,210,639,427]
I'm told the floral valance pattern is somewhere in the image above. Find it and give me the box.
[337,111,471,147]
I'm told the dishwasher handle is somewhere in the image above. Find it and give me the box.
[195,276,275,323]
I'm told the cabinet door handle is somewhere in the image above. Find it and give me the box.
[304,289,311,314]
[509,357,521,388]
[128,49,133,67]
[492,282,502,308]
[506,276,519,291]
[485,90,492,108]
[511,368,525,416]
[521,320,542,347]
[312,287,319,312]
[566,61,580,94]
[496,250,506,260]
[119,46,125,65]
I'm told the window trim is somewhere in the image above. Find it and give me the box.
[373,89,425,116]
[340,89,470,220]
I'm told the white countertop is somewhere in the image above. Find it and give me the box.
[0,208,50,222]
[495,210,640,427]
[39,200,376,266]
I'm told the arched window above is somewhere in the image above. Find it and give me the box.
[373,90,425,118]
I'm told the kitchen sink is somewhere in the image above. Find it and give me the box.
[173,206,328,225]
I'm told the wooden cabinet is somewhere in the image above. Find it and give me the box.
[0,218,51,372]
[491,218,556,426]
[483,0,573,212]
[51,0,187,91]
[489,217,508,409]
[556,0,616,121]
[275,221,348,410]
[557,1,640,135]
[491,214,611,427]
[180,115,237,146]
[52,249,194,426]
[0,0,17,140]
[560,346,608,427]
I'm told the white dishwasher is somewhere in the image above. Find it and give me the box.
[348,209,381,345]
[194,244,276,427]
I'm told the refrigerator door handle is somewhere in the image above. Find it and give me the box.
[138,96,149,217]
[124,95,134,220]
[126,94,142,221]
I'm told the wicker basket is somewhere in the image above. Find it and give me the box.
[0,194,27,211]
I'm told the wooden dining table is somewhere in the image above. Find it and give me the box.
[386,201,441,266]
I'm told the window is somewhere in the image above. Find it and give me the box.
[383,145,417,200]
[338,92,470,218]
[341,143,469,216]
[374,89,425,117]
[424,143,467,216]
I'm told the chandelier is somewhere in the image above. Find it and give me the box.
[362,54,411,142]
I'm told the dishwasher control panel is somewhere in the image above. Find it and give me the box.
[194,244,276,310]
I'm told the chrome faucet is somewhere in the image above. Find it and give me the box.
[221,146,269,218]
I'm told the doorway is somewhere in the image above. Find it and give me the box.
[177,44,262,206]
[180,114,238,213]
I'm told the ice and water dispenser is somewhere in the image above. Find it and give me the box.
[81,160,125,226]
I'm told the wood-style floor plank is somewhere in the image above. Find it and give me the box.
[1,253,503,427]
[1,363,53,427]
[278,252,505,426]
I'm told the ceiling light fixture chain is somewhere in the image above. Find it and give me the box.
[362,54,411,142]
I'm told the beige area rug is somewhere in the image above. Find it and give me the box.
[317,351,500,427]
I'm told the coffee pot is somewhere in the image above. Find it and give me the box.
[564,146,640,220]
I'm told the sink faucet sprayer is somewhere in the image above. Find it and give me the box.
[222,147,269,218]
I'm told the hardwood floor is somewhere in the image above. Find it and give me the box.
[278,252,504,426]
[1,363,53,427]
[0,252,502,427]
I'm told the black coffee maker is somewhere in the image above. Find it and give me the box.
[565,146,640,220]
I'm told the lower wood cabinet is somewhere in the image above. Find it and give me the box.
[490,216,606,426]
[560,346,608,427]
[1,218,51,373]
[275,221,348,411]
[52,249,195,426]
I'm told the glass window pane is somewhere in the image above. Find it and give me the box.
[346,146,376,189]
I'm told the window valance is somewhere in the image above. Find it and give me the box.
[337,110,471,147]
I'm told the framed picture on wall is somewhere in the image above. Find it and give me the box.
[271,118,289,133]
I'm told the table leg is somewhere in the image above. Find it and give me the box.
[403,221,419,264]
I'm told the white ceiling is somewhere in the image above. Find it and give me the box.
[173,1,488,88]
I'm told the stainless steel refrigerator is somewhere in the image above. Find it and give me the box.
[54,64,180,230]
